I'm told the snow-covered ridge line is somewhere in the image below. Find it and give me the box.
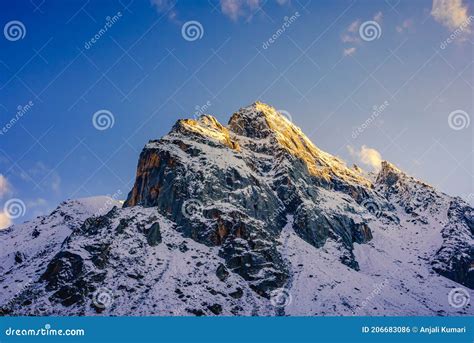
[1,102,472,316]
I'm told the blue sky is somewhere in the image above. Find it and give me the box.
[0,0,472,227]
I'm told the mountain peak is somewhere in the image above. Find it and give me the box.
[376,160,435,193]
[171,115,239,150]
[163,102,372,187]
[4,102,473,316]
[375,161,408,187]
[227,101,286,138]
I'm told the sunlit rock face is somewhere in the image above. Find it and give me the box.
[1,103,472,316]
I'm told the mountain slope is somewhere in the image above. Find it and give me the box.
[1,102,472,316]
[0,197,121,308]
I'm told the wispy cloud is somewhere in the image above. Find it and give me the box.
[347,145,383,170]
[0,174,10,198]
[340,12,382,55]
[27,198,48,208]
[150,0,178,20]
[396,19,413,33]
[373,11,383,22]
[220,0,262,21]
[341,34,360,43]
[341,20,361,44]
[431,0,472,31]
[343,47,357,56]
[27,198,50,218]
[151,0,288,22]
[348,19,360,33]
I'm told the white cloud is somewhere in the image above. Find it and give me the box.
[0,211,12,230]
[348,19,360,33]
[373,11,383,22]
[150,0,178,20]
[342,12,382,45]
[347,145,383,170]
[431,0,472,31]
[396,19,413,33]
[27,198,50,218]
[220,0,262,21]
[341,33,360,43]
[342,13,382,47]
[150,0,175,11]
[151,0,288,22]
[51,173,61,193]
[0,174,10,198]
[343,47,357,56]
[341,20,361,46]
[27,198,48,208]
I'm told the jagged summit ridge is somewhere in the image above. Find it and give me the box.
[151,102,372,187]
[123,102,472,292]
[1,102,472,317]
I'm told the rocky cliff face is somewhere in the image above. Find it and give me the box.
[1,102,472,316]
[123,102,384,294]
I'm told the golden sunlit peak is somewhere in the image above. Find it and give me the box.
[229,102,373,187]
[175,116,239,151]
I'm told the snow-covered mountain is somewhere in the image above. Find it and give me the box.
[1,102,472,316]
